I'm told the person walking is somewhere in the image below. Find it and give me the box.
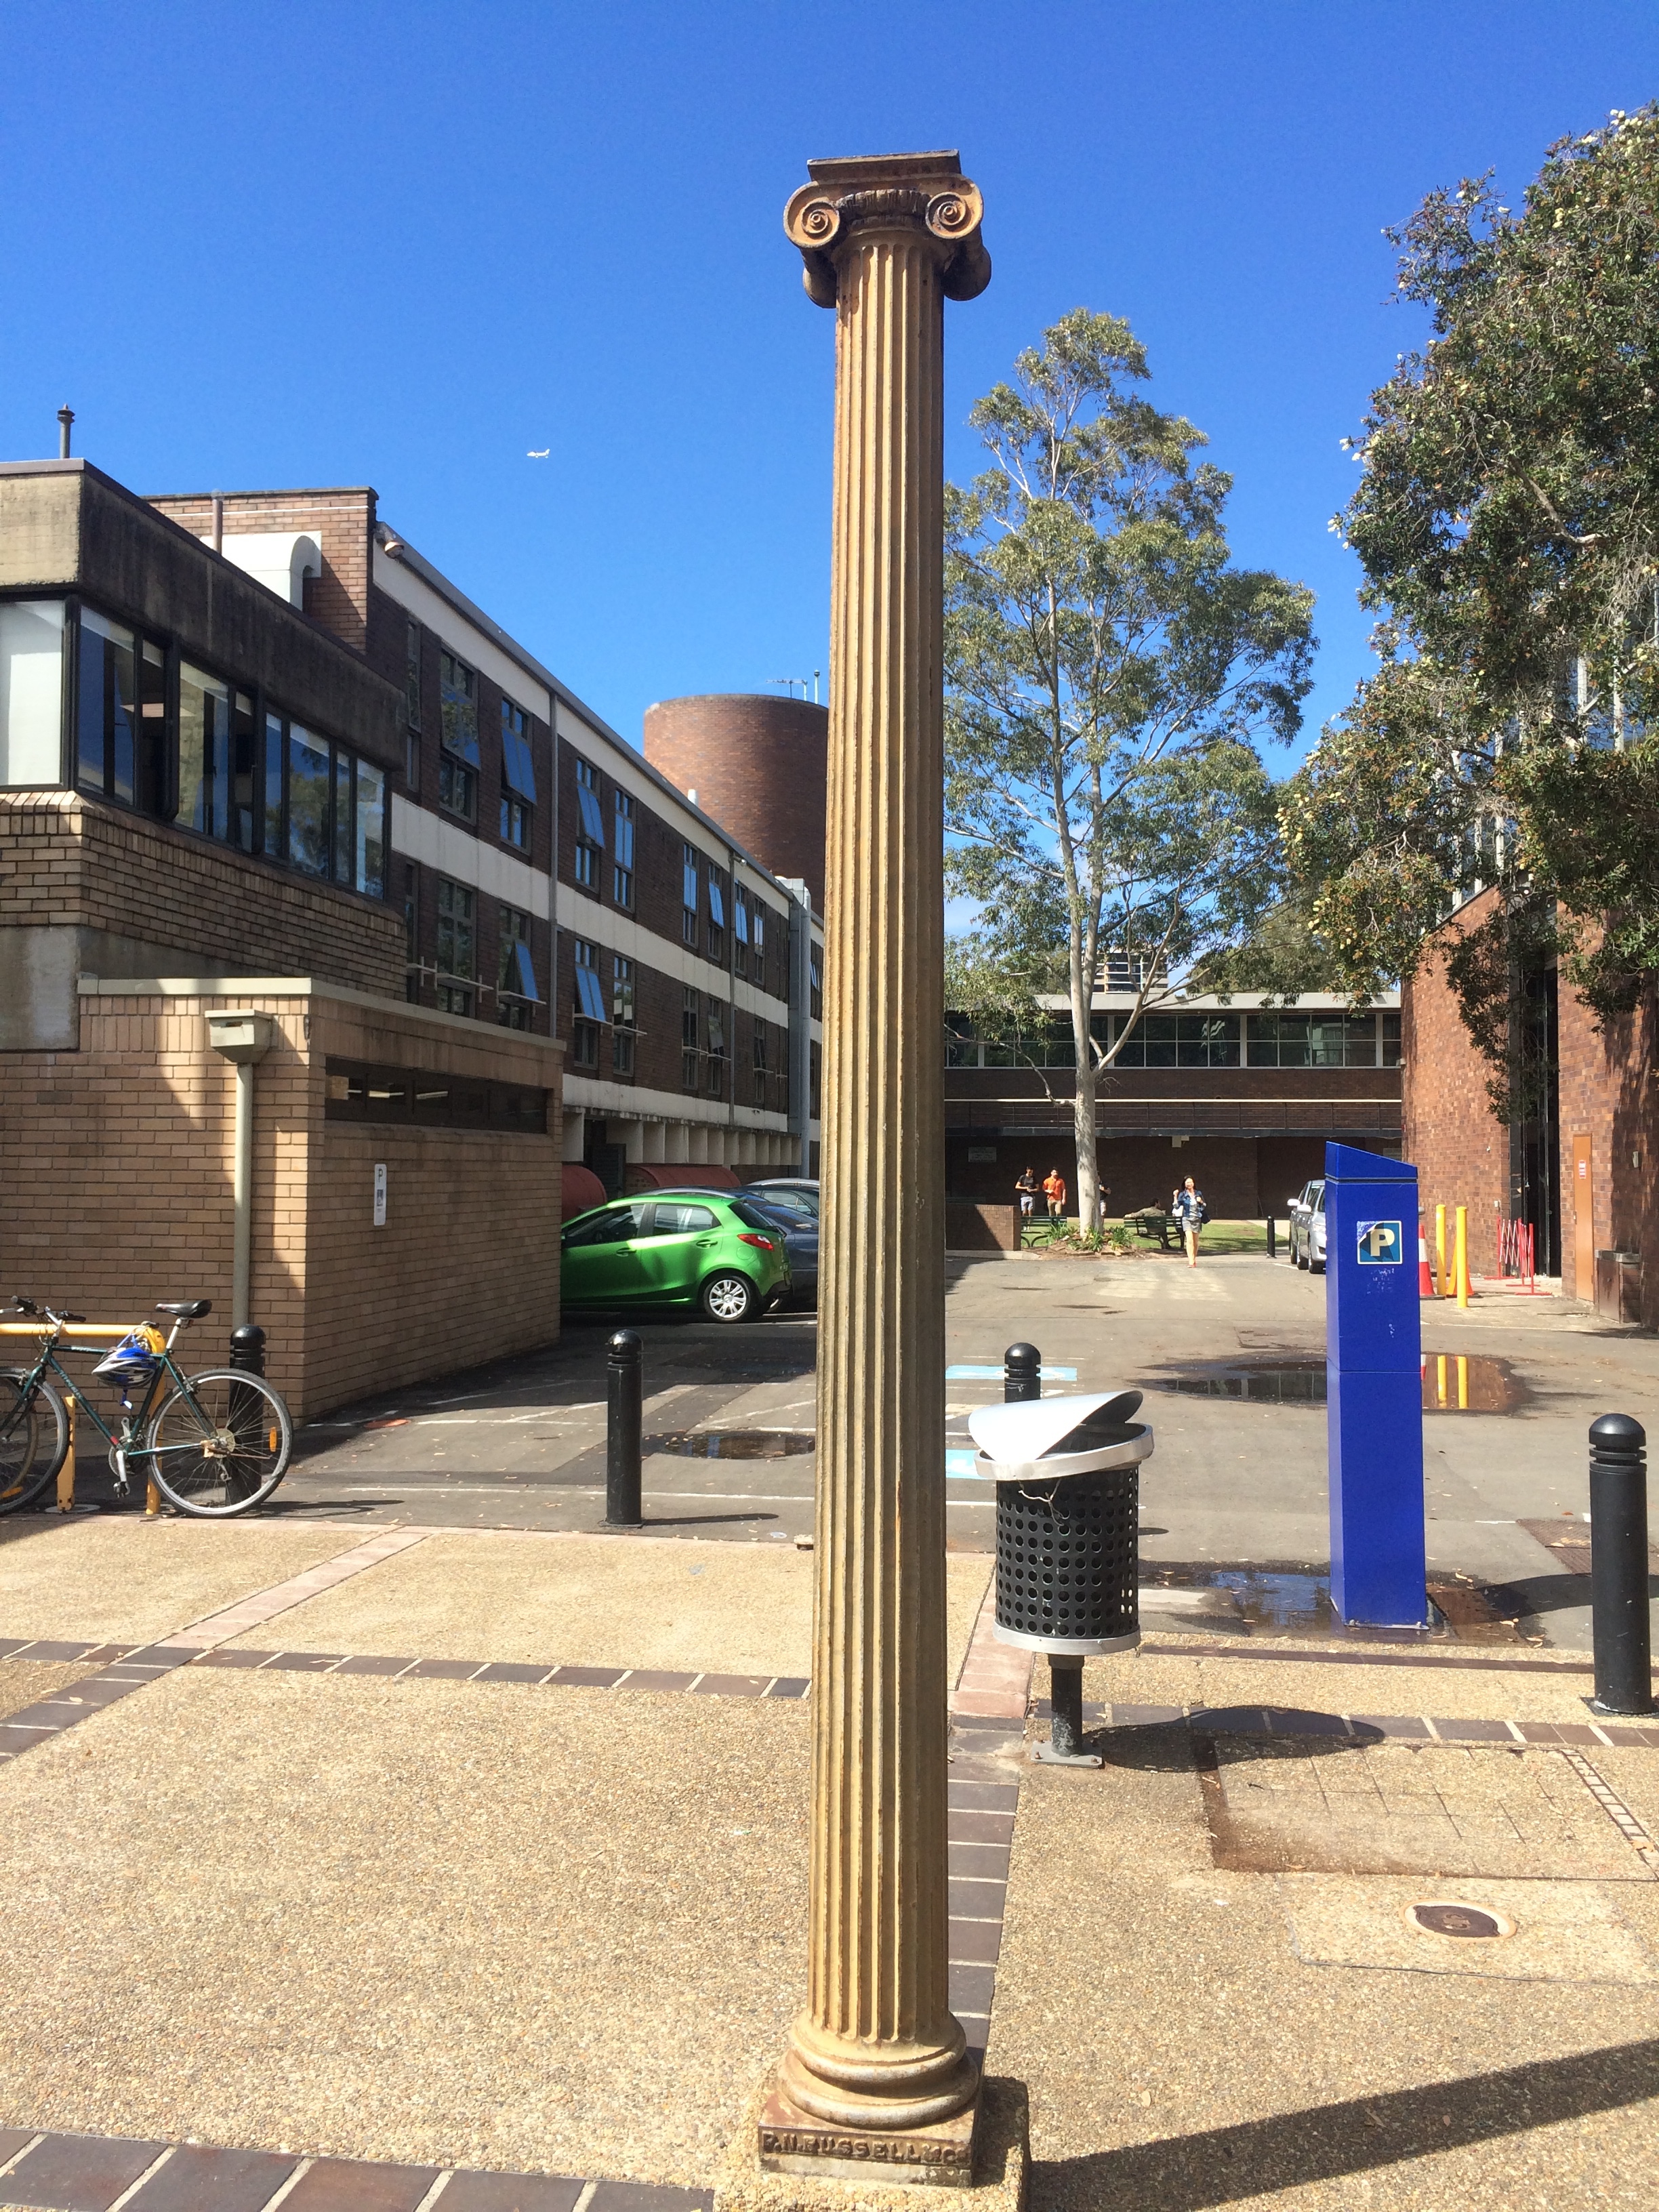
[1172,1175,1208,1267]
[1015,1168,1039,1240]
[1042,1166,1067,1227]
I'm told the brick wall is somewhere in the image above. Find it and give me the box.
[146,489,375,655]
[643,695,828,911]
[0,985,562,1422]
[1,794,405,996]
[1400,893,1511,1279]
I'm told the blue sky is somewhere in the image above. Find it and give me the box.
[4,2,1656,766]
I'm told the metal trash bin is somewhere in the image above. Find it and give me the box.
[969,1390,1154,1765]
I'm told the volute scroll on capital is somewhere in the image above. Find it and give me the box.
[783,160,989,308]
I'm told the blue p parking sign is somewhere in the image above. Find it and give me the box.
[1356,1219,1403,1265]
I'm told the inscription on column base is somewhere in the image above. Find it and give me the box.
[757,2073,979,2189]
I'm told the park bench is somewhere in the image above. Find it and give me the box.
[1126,1206,1180,1251]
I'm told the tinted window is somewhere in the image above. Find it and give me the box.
[652,1202,717,1235]
[563,1206,646,1248]
[731,1198,787,1233]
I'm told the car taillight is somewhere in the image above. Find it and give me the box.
[737,1233,775,1251]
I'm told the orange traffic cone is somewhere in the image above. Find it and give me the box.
[1418,1221,1435,1298]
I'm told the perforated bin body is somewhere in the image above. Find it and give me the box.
[985,1425,1153,1656]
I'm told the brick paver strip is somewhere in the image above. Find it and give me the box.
[3,2129,167,2208]
[0,2128,36,2171]
[279,2155,440,2210]
[947,1917,1003,1965]
[586,2183,713,2211]
[122,2142,299,2212]
[689,1673,771,1697]
[947,1809,1015,1845]
[764,1675,809,1699]
[1347,1715,1432,1739]
[1433,1717,1519,1742]
[949,1782,1019,1813]
[163,1528,431,1652]
[550,1665,628,1689]
[404,1658,485,1680]
[260,1653,348,1674]
[331,1655,413,1675]
[472,1662,556,1684]
[613,1670,696,1693]
[1140,1639,1597,1675]
[440,2173,587,2211]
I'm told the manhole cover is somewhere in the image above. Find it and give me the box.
[644,1430,815,1459]
[1406,1901,1515,1940]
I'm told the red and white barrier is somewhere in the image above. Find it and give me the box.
[1418,1222,1435,1298]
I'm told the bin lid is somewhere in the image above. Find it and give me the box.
[968,1389,1143,1466]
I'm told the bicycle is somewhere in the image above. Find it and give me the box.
[0,1297,293,1519]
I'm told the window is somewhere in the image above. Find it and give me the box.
[809,1039,821,1120]
[405,619,422,730]
[707,873,725,963]
[1245,1012,1380,1068]
[1109,1013,1240,1069]
[574,754,603,890]
[178,663,255,851]
[498,905,538,1029]
[705,1000,726,1095]
[682,986,701,1091]
[612,955,635,1075]
[751,901,766,987]
[562,1204,647,1248]
[326,1061,548,1132]
[573,936,604,1065]
[0,600,65,785]
[355,760,386,898]
[75,607,137,806]
[436,878,476,1015]
[752,1018,769,1106]
[651,1201,716,1235]
[439,651,478,821]
[682,842,699,946]
[613,790,634,907]
[501,700,535,848]
[1382,1010,1401,1067]
[285,724,331,876]
[809,942,823,1020]
[403,862,419,1003]
[733,884,749,977]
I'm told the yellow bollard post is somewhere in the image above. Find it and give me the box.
[57,1395,76,1512]
[1457,1353,1469,1410]
[146,1472,161,1516]
[1437,1353,1448,1408]
[1435,1203,1448,1297]
[1455,1206,1469,1308]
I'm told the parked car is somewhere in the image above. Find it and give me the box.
[1287,1179,1327,1273]
[747,1177,820,1216]
[560,1191,791,1322]
[735,1186,819,1306]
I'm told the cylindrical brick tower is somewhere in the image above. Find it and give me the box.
[643,693,828,912]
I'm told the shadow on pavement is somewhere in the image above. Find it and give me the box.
[1035,2038,1659,2211]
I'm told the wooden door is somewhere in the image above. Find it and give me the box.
[1572,1134,1593,1300]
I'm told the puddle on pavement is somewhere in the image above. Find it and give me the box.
[1140,1563,1520,1642]
[1153,1355,1526,1414]
[645,1429,816,1459]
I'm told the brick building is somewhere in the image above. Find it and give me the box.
[943,991,1402,1220]
[1402,889,1656,1321]
[1,457,827,1411]
[0,459,563,1416]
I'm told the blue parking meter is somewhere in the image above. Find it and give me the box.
[1325,1142,1428,1627]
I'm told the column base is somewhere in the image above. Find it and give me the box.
[718,2073,1028,2206]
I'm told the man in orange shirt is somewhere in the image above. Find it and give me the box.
[1042,1167,1067,1225]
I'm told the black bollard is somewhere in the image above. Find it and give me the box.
[1589,1414,1653,1715]
[606,1330,644,1528]
[1004,1343,1042,1404]
[228,1324,266,1374]
[1266,1217,1277,1261]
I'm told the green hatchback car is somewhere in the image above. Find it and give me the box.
[560,1191,792,1323]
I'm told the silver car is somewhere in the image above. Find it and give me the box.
[1287,1179,1327,1273]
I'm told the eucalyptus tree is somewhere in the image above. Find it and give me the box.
[1289,106,1659,1101]
[944,310,1315,1226]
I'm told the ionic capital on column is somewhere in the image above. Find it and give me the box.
[784,150,990,308]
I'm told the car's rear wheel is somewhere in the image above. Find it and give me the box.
[701,1272,756,1324]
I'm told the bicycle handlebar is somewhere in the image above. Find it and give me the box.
[11,1296,91,1326]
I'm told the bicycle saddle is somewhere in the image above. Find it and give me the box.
[155,1300,213,1319]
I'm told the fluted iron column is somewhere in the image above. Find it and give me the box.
[773,154,990,2152]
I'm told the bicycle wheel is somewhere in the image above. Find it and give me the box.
[144,1370,293,1517]
[0,1372,68,1514]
